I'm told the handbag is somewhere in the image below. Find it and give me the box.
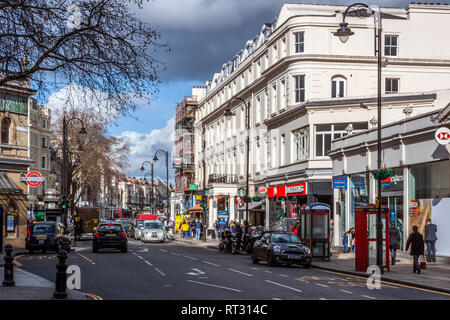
[420,255,427,269]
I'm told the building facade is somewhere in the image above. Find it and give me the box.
[0,79,35,248]
[329,91,450,255]
[193,3,450,233]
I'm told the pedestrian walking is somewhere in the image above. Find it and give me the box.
[329,219,334,249]
[389,222,401,265]
[405,225,425,274]
[218,218,227,233]
[181,220,190,239]
[190,219,196,238]
[196,219,203,240]
[343,232,349,253]
[214,219,219,242]
[349,228,356,252]
[424,218,438,262]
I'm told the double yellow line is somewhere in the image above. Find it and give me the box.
[84,292,103,300]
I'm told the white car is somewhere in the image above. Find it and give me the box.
[142,220,165,243]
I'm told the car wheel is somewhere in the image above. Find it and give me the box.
[267,251,277,267]
[42,249,47,254]
[29,249,34,255]
[251,254,259,264]
[92,246,98,253]
[303,263,311,269]
[121,246,128,253]
[160,239,165,243]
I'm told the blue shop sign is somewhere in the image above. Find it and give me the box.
[390,210,396,223]
[351,177,366,189]
[333,176,347,189]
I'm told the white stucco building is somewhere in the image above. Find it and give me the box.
[193,3,450,233]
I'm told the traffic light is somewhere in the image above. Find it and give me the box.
[60,196,68,210]
[201,196,207,209]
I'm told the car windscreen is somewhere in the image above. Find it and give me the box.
[271,233,301,244]
[136,220,144,226]
[144,222,162,230]
[32,224,55,234]
[97,225,123,233]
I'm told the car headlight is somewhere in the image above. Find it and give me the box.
[273,245,281,254]
[304,247,311,255]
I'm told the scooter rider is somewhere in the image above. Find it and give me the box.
[234,222,243,253]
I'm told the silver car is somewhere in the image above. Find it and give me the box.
[134,219,145,240]
[141,220,165,243]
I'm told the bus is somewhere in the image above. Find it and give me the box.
[113,209,133,220]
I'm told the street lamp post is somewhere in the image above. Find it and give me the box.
[62,113,87,228]
[334,3,384,273]
[140,161,155,213]
[153,150,169,215]
[224,97,250,223]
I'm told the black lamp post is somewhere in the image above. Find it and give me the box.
[334,3,384,273]
[153,150,169,215]
[62,114,87,228]
[224,97,250,223]
[141,160,155,213]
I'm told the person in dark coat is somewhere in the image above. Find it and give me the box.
[405,225,425,274]
[389,222,401,265]
[424,218,438,262]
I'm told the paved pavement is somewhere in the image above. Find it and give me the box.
[174,234,450,294]
[13,236,450,300]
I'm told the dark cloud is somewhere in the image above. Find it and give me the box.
[138,0,412,82]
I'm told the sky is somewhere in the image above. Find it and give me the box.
[45,0,412,182]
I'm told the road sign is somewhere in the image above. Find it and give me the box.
[435,127,450,145]
[195,195,202,201]
[189,184,198,191]
[20,171,45,187]
[238,188,246,197]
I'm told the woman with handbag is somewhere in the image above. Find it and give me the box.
[405,225,425,274]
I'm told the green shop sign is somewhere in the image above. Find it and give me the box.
[35,211,45,221]
[0,93,28,115]
[189,184,198,191]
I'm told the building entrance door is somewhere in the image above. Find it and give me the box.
[382,195,404,249]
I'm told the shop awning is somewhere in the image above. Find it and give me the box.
[187,203,203,213]
[237,201,265,212]
[0,173,22,194]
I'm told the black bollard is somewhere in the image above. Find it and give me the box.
[2,244,15,287]
[53,249,68,298]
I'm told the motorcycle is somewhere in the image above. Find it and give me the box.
[166,227,175,240]
[245,228,261,254]
[231,232,239,254]
[219,229,232,253]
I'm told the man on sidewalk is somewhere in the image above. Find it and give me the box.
[424,218,438,262]
[389,222,401,265]
[195,219,202,241]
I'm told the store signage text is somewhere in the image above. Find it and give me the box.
[333,176,347,189]
[20,171,45,187]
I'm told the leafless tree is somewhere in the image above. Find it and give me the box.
[0,0,167,119]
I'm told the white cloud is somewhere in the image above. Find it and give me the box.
[45,83,148,124]
[118,117,175,180]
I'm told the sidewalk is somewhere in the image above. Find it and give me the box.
[0,264,87,300]
[174,234,450,294]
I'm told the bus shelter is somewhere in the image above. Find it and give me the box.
[299,203,331,259]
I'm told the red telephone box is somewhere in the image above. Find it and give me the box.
[354,204,390,272]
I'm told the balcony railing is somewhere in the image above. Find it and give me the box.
[208,174,238,184]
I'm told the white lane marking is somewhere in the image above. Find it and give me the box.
[132,252,138,255]
[187,280,242,293]
[164,284,172,287]
[272,298,282,300]
[228,268,253,277]
[170,252,181,256]
[319,298,327,300]
[184,255,198,260]
[202,261,220,267]
[144,260,153,266]
[186,268,205,276]
[137,256,144,260]
[160,249,168,253]
[154,268,166,277]
[265,280,303,293]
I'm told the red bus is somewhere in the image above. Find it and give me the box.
[114,210,133,220]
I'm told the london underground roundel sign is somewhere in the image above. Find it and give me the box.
[21,171,45,187]
[435,127,450,145]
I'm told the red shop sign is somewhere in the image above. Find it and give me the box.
[285,182,307,196]
[268,185,286,198]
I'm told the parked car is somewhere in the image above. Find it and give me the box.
[26,222,72,254]
[92,222,128,253]
[251,231,311,268]
[141,220,165,243]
